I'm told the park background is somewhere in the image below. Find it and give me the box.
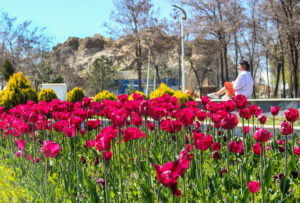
[0,0,299,98]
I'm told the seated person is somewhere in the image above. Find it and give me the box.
[208,60,253,99]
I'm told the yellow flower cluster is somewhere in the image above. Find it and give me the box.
[128,91,148,100]
[0,72,37,110]
[173,90,195,104]
[67,87,85,103]
[38,88,57,102]
[150,83,175,99]
[94,90,117,102]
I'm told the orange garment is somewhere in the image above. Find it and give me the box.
[224,82,236,97]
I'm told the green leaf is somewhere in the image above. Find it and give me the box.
[264,159,274,187]
[280,176,290,194]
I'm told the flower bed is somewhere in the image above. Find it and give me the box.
[0,95,299,202]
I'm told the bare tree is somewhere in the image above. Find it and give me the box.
[105,0,156,91]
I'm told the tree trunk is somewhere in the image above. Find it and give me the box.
[136,42,142,91]
[289,63,293,97]
[223,45,229,81]
[220,52,225,85]
[155,64,161,85]
[234,34,238,78]
[281,57,286,98]
[266,51,270,98]
[188,58,201,96]
[273,62,281,98]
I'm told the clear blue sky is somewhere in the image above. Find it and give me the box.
[1,0,173,47]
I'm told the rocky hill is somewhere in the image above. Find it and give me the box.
[41,33,222,92]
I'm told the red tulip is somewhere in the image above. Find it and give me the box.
[219,167,228,177]
[248,105,258,115]
[86,140,96,148]
[80,129,86,136]
[193,132,213,151]
[252,143,261,155]
[40,141,61,158]
[196,110,206,121]
[278,146,285,152]
[86,120,101,131]
[97,178,105,187]
[118,94,128,103]
[284,108,299,123]
[82,97,91,108]
[16,138,25,150]
[111,109,127,128]
[220,114,238,130]
[258,114,267,124]
[229,141,243,154]
[253,128,271,143]
[186,144,192,152]
[153,161,179,187]
[248,181,259,193]
[147,121,154,131]
[212,151,221,160]
[94,157,99,166]
[224,100,236,112]
[233,94,248,109]
[95,134,111,152]
[244,126,250,134]
[281,121,293,135]
[102,150,113,161]
[201,96,210,109]
[63,125,76,138]
[16,150,23,158]
[212,142,221,151]
[131,114,142,127]
[294,147,300,155]
[271,106,280,116]
[277,139,284,145]
[239,109,251,120]
[178,149,193,171]
[70,116,83,129]
[179,108,195,128]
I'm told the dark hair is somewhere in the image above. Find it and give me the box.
[239,60,250,71]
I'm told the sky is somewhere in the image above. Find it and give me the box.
[0,0,174,47]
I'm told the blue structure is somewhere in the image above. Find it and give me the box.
[114,79,179,94]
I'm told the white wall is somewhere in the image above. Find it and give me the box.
[40,84,67,101]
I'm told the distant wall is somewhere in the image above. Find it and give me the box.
[40,84,67,101]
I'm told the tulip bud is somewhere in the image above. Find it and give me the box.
[97,178,105,187]
[212,151,221,160]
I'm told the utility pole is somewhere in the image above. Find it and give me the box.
[172,5,187,92]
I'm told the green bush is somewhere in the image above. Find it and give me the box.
[2,59,15,81]
[93,90,117,103]
[67,87,85,103]
[0,72,37,110]
[38,88,57,102]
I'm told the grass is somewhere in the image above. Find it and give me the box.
[0,159,32,202]
[238,116,300,127]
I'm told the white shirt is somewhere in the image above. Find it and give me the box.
[233,71,254,98]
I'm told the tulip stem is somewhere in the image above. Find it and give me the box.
[45,157,48,201]
[157,185,161,203]
[183,172,187,203]
[200,150,204,202]
[252,193,255,203]
[273,116,275,144]
[260,142,264,203]
[118,127,123,201]
[226,129,231,192]
[284,135,287,176]
[291,122,294,158]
